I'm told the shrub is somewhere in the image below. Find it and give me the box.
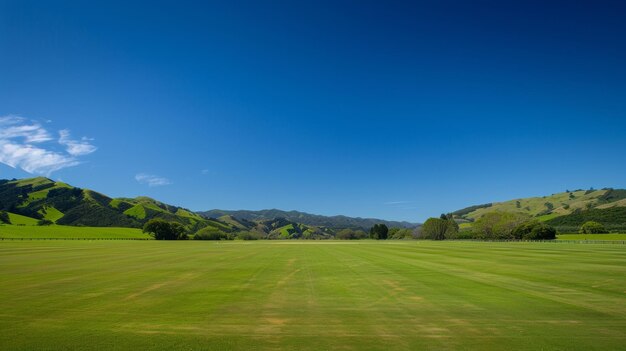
[194,227,231,240]
[236,231,262,240]
[512,221,556,240]
[336,229,368,240]
[454,230,477,240]
[579,221,608,234]
[388,228,414,240]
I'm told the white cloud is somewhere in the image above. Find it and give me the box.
[383,201,412,205]
[135,173,171,187]
[58,129,97,156]
[0,115,97,175]
[0,116,52,143]
[0,141,80,174]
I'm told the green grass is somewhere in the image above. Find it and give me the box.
[40,206,64,222]
[557,233,626,241]
[124,204,148,219]
[0,225,149,239]
[0,241,624,350]
[7,212,39,225]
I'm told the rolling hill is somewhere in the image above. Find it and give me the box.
[200,209,417,231]
[0,177,219,231]
[451,188,626,232]
[0,177,415,238]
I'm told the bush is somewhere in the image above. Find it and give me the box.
[579,221,608,234]
[512,221,556,240]
[454,230,477,240]
[388,228,414,240]
[336,229,368,240]
[236,231,262,240]
[194,227,232,240]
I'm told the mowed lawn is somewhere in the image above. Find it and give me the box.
[0,225,150,239]
[1,241,625,350]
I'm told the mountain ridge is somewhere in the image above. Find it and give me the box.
[0,177,418,238]
[200,208,418,230]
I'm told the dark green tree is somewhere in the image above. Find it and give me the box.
[512,221,556,240]
[143,219,187,240]
[0,210,10,224]
[369,224,389,240]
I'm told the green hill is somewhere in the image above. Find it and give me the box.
[0,177,411,239]
[201,208,417,230]
[0,177,214,231]
[452,188,626,233]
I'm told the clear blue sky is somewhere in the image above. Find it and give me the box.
[1,0,625,222]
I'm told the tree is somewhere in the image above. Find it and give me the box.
[579,221,608,234]
[473,212,530,239]
[420,218,457,240]
[512,221,556,240]
[369,224,389,240]
[0,211,10,224]
[143,219,188,240]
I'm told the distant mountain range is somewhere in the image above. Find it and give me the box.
[451,188,626,232]
[200,209,417,230]
[0,177,418,238]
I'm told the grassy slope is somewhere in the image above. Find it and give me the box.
[40,206,64,222]
[0,225,149,239]
[464,189,609,220]
[0,241,624,350]
[7,212,39,225]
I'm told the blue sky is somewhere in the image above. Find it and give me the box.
[1,0,625,222]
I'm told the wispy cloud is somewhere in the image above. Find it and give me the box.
[201,169,210,175]
[383,201,413,206]
[135,173,171,187]
[0,115,97,175]
[58,129,97,156]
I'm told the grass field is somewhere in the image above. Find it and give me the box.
[1,241,625,350]
[0,225,149,239]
